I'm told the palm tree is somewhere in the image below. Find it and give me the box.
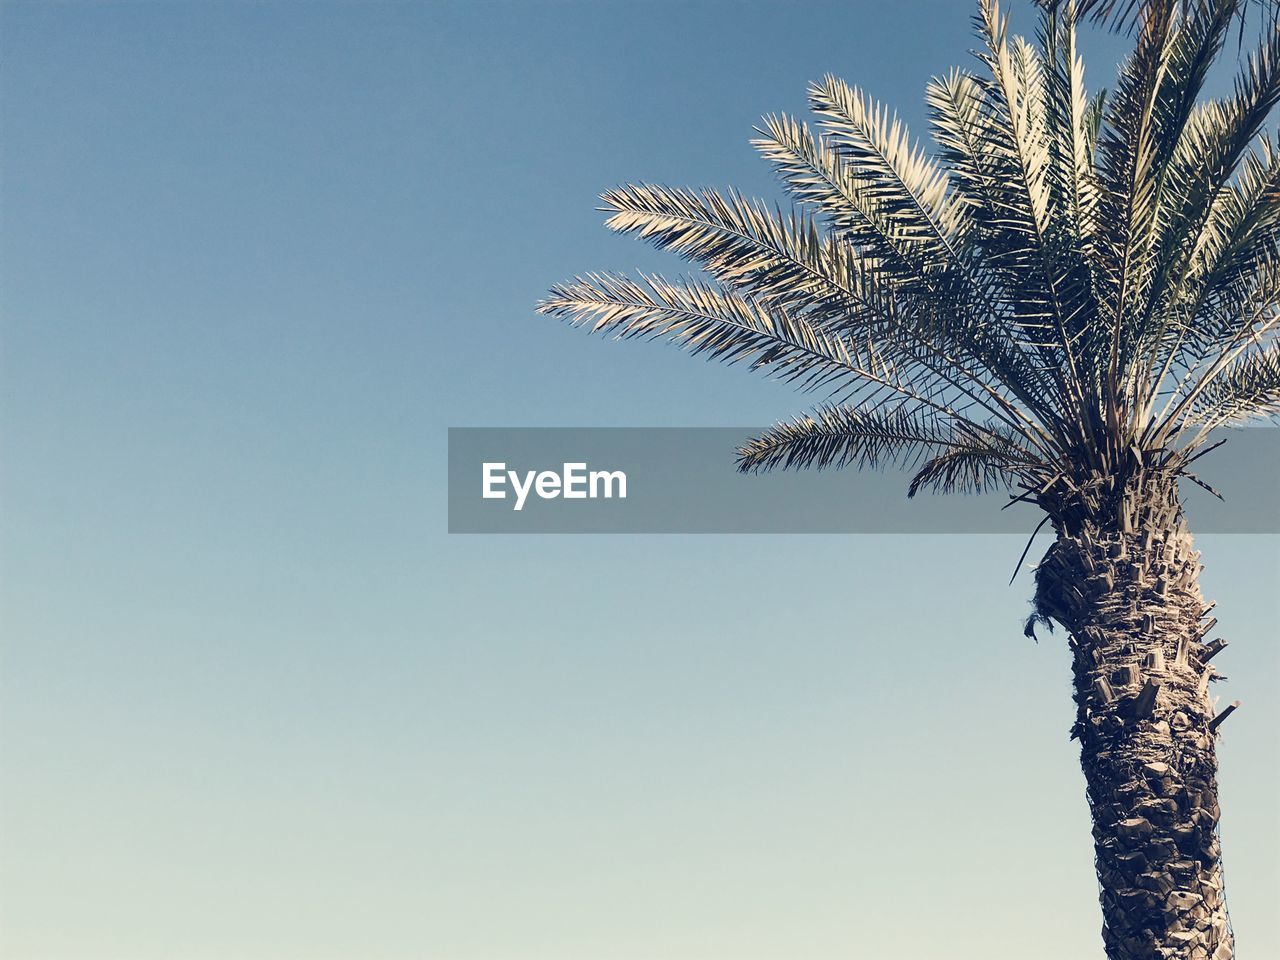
[537,1,1280,956]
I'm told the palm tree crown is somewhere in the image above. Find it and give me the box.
[539,0,1280,531]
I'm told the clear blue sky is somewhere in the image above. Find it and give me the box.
[1,2,1276,958]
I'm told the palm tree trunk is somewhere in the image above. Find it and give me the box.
[1034,480,1233,960]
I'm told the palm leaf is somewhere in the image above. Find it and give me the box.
[735,402,1042,480]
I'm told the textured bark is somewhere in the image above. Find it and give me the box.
[1034,475,1233,960]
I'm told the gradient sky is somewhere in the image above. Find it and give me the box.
[1,2,1277,958]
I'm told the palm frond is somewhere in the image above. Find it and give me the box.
[751,113,943,284]
[908,444,1028,496]
[599,184,869,322]
[735,402,954,473]
[1062,0,1274,33]
[1188,338,1280,427]
[597,184,1015,409]
[807,75,966,253]
[600,182,1065,452]
[538,272,860,392]
[1040,1,1102,252]
[1131,12,1280,378]
[735,402,1042,480]
[956,3,1102,450]
[1093,0,1177,363]
[1177,124,1280,347]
